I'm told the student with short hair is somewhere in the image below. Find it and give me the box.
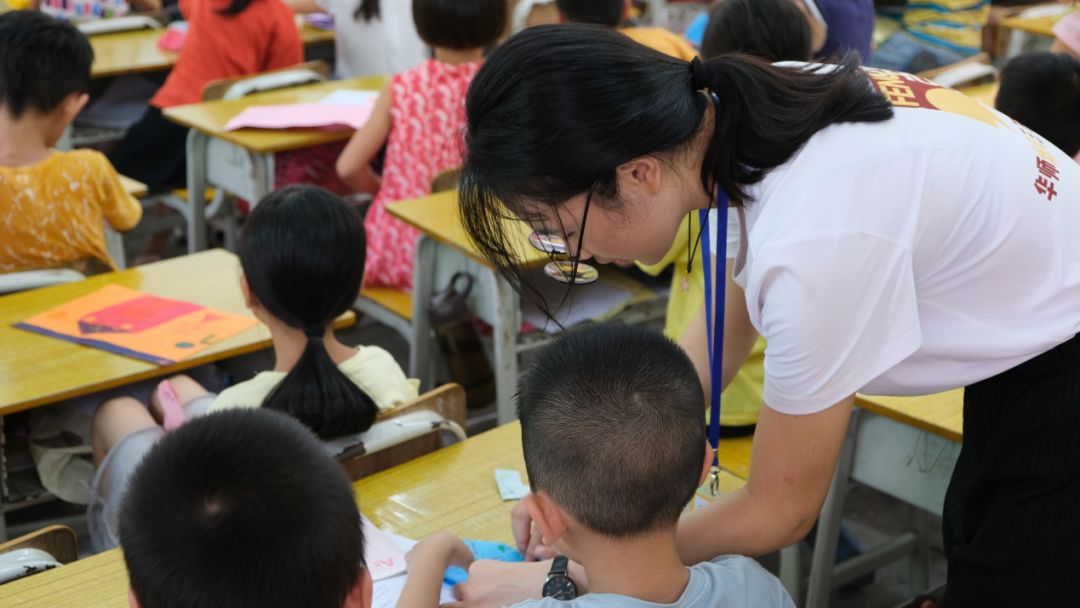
[996,52,1080,163]
[89,185,418,552]
[0,10,142,274]
[336,0,506,290]
[442,324,794,606]
[119,408,372,608]
[555,0,697,60]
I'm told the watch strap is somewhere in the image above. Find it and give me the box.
[549,555,569,576]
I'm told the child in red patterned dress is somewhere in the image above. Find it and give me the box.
[335,0,506,290]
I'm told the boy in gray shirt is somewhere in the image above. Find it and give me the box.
[405,323,793,607]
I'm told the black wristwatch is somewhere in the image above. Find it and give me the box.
[542,556,578,600]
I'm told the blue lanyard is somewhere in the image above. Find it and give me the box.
[698,190,728,496]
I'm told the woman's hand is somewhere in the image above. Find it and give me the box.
[511,500,556,561]
[452,559,550,607]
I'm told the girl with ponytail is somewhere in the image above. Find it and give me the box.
[88,185,418,551]
[456,24,1080,607]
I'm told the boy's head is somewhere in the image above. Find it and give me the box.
[412,0,506,51]
[518,323,709,550]
[119,409,371,608]
[0,11,92,140]
[996,52,1080,158]
[702,0,814,62]
[555,0,625,27]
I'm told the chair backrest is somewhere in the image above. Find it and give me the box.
[0,269,85,296]
[430,167,461,194]
[77,15,164,36]
[334,383,468,480]
[0,525,78,566]
[202,61,331,102]
[917,52,997,89]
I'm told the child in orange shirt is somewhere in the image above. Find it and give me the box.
[0,11,141,274]
[108,0,302,194]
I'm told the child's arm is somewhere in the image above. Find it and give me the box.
[336,83,392,194]
[96,156,143,232]
[398,531,472,608]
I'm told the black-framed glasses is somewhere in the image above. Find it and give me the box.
[527,182,602,285]
[527,232,599,284]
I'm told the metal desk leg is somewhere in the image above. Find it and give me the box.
[779,543,803,606]
[485,269,519,424]
[409,236,439,390]
[185,130,210,253]
[908,506,931,595]
[805,409,861,608]
[250,152,274,204]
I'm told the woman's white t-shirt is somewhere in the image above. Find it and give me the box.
[733,69,1080,415]
[317,0,428,78]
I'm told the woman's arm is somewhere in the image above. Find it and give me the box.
[336,83,392,193]
[677,395,853,563]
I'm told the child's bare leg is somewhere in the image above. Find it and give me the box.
[148,375,210,424]
[91,397,158,464]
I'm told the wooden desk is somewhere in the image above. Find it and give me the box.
[999,12,1060,38]
[856,390,963,443]
[958,81,999,107]
[90,24,336,79]
[387,191,549,270]
[0,249,352,416]
[90,29,176,79]
[163,76,385,252]
[119,175,148,198]
[164,76,385,154]
[0,421,746,606]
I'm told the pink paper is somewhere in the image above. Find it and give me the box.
[223,102,374,132]
[362,518,408,581]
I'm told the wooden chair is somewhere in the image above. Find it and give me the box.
[0,525,78,586]
[333,383,467,480]
[0,269,85,296]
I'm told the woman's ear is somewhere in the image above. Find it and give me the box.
[616,156,664,197]
[524,492,569,546]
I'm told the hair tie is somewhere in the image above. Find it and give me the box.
[303,326,324,339]
[690,57,708,91]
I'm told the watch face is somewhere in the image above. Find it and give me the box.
[542,575,578,600]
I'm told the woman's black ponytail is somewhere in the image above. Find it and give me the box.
[240,185,377,438]
[695,53,894,203]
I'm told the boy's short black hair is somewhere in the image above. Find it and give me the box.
[119,409,364,608]
[555,0,624,27]
[413,0,506,51]
[518,323,706,537]
[996,52,1080,157]
[702,0,813,62]
[0,11,93,119]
